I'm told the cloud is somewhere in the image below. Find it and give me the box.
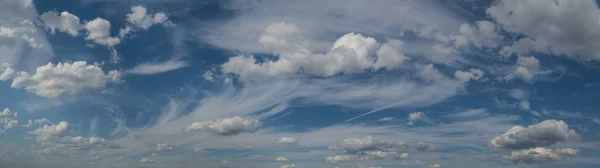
[278,136,299,146]
[126,6,172,30]
[505,147,578,164]
[140,157,156,163]
[185,116,261,136]
[280,164,296,168]
[488,0,600,61]
[275,156,288,161]
[330,136,407,154]
[40,11,81,36]
[362,151,409,160]
[450,20,503,48]
[84,18,121,47]
[454,68,484,83]
[221,23,408,81]
[125,60,188,75]
[9,61,122,98]
[416,142,437,152]
[29,121,73,141]
[506,56,542,83]
[324,155,353,163]
[33,118,53,125]
[0,108,17,120]
[427,164,441,168]
[490,120,579,149]
[508,89,529,100]
[377,117,394,122]
[407,112,427,125]
[203,71,214,81]
[154,143,175,151]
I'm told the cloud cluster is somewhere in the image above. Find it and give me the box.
[278,136,299,146]
[490,120,579,150]
[324,155,353,163]
[416,142,437,152]
[331,136,408,154]
[7,61,121,98]
[505,147,578,164]
[29,121,73,141]
[222,23,408,81]
[362,151,409,160]
[40,11,81,36]
[185,116,261,136]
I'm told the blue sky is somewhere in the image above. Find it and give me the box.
[0,0,600,167]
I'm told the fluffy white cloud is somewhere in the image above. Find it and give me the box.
[84,18,121,48]
[490,120,579,149]
[450,20,503,48]
[454,68,484,83]
[126,6,172,30]
[33,118,53,125]
[324,155,352,163]
[139,157,156,163]
[4,120,19,129]
[505,147,578,164]
[280,164,296,168]
[40,11,81,36]
[29,121,73,141]
[508,89,529,100]
[488,0,600,61]
[222,23,408,81]
[407,111,426,125]
[508,56,541,83]
[193,147,203,152]
[278,136,299,146]
[519,100,531,111]
[154,143,175,151]
[9,61,122,98]
[185,116,261,136]
[125,60,188,75]
[416,142,437,152]
[203,71,214,81]
[275,157,288,161]
[0,108,17,120]
[331,136,407,154]
[377,117,394,122]
[428,164,441,168]
[362,151,409,160]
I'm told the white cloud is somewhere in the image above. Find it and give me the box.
[278,136,299,146]
[377,117,394,122]
[416,142,437,152]
[203,71,214,81]
[428,164,441,168]
[508,89,529,100]
[324,155,352,163]
[125,60,188,75]
[519,100,531,111]
[20,34,43,48]
[276,156,288,161]
[139,157,156,163]
[4,120,19,129]
[490,120,579,149]
[29,121,73,141]
[185,116,261,136]
[40,11,81,36]
[280,164,296,168]
[126,6,172,30]
[0,68,15,80]
[505,147,578,164]
[454,68,484,83]
[331,136,407,154]
[450,20,503,48]
[0,108,17,120]
[33,118,53,125]
[193,147,203,152]
[9,61,122,98]
[222,23,408,81]
[84,18,120,47]
[362,151,409,160]
[154,143,175,151]
[409,112,425,121]
[488,0,600,61]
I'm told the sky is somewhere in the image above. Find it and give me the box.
[0,0,600,167]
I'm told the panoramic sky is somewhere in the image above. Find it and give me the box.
[1,0,600,167]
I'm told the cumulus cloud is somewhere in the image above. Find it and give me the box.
[222,23,408,81]
[40,11,81,36]
[362,151,409,160]
[505,147,578,164]
[488,0,600,61]
[185,116,261,136]
[0,67,14,80]
[154,143,175,151]
[140,157,156,163]
[33,118,53,125]
[280,164,296,168]
[125,60,188,75]
[416,142,437,152]
[278,136,299,146]
[450,20,503,48]
[507,56,542,83]
[330,136,408,154]
[84,18,120,47]
[377,117,394,122]
[29,121,73,141]
[9,61,121,98]
[126,6,173,30]
[0,108,17,120]
[407,111,426,125]
[276,157,288,162]
[490,120,579,149]
[454,68,484,83]
[324,155,353,163]
[428,164,441,168]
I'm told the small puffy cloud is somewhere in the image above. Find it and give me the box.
[519,100,531,111]
[185,116,261,135]
[140,157,156,163]
[408,112,426,125]
[9,61,121,98]
[29,121,73,141]
[362,151,409,160]
[4,120,20,129]
[278,136,299,146]
[505,147,578,164]
[33,118,53,125]
[377,117,394,122]
[416,142,437,152]
[40,11,81,36]
[84,18,120,47]
[0,67,15,80]
[428,164,441,168]
[236,143,253,149]
[125,60,188,75]
[126,6,173,30]
[280,164,296,168]
[325,155,353,163]
[155,144,175,151]
[508,56,541,83]
[0,108,17,120]
[332,136,408,154]
[450,20,503,48]
[276,157,288,162]
[508,89,529,100]
[454,68,484,83]
[490,120,579,149]
[203,71,214,81]
[193,147,203,152]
